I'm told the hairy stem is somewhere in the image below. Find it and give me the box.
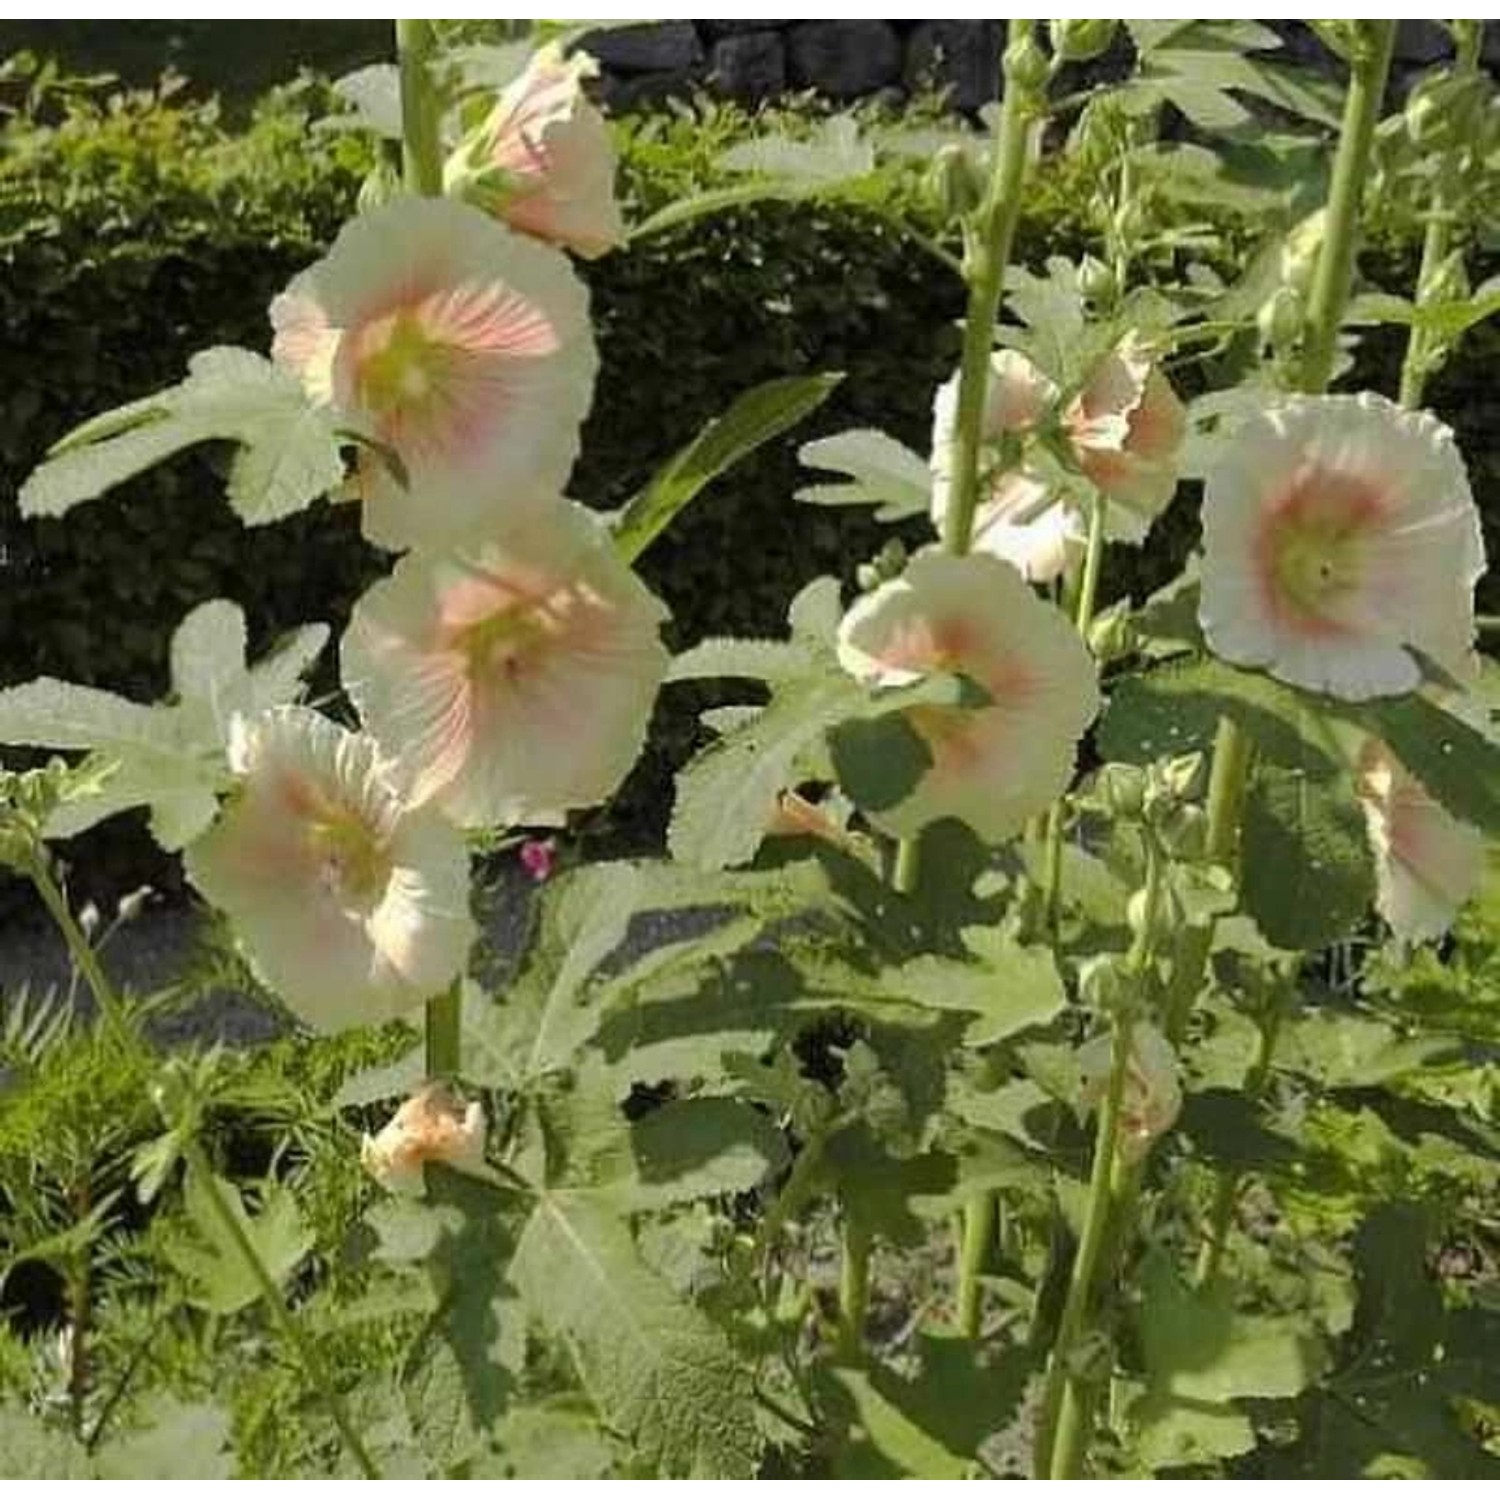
[183,1142,381,1479]
[424,977,463,1079]
[955,1188,997,1338]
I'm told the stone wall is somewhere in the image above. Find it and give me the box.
[582,20,1500,114]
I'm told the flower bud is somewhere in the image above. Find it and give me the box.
[856,562,882,593]
[1077,1022,1182,1162]
[357,158,402,216]
[876,537,909,579]
[1078,254,1116,306]
[1077,952,1131,1014]
[116,885,153,924]
[1279,210,1326,294]
[1156,803,1207,861]
[1258,286,1305,359]
[1095,763,1148,822]
[1050,19,1118,64]
[1004,27,1053,97]
[925,143,983,223]
[79,901,100,940]
[1086,600,1135,663]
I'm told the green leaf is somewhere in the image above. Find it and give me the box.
[20,347,344,524]
[666,636,818,685]
[166,1170,312,1315]
[1240,765,1375,950]
[611,373,841,563]
[827,709,932,814]
[668,671,863,870]
[480,1396,621,1479]
[510,1190,761,1478]
[795,427,930,521]
[93,1401,232,1480]
[0,1408,91,1478]
[718,114,876,184]
[611,1097,788,1211]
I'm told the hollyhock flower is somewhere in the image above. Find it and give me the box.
[519,837,557,883]
[185,707,475,1033]
[1199,394,1484,699]
[361,1084,487,1197]
[271,196,597,550]
[445,44,625,260]
[1078,1022,1182,1163]
[930,351,1077,581]
[766,789,855,849]
[1356,736,1484,942]
[1064,332,1186,539]
[341,501,669,828]
[836,550,1099,841]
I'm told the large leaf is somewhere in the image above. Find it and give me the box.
[510,1190,760,1478]
[612,1097,788,1211]
[795,427,931,521]
[165,1170,312,1315]
[1240,765,1375,950]
[610,373,841,563]
[21,347,344,524]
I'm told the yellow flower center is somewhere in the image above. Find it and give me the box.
[356,310,452,421]
[1262,467,1380,625]
[458,601,559,679]
[306,807,391,906]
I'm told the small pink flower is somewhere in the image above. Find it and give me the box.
[185,707,475,1033]
[1077,1022,1181,1162]
[519,837,557,883]
[1064,332,1186,538]
[836,550,1098,841]
[341,502,669,828]
[1199,394,1484,699]
[446,44,625,260]
[271,197,597,550]
[361,1084,487,1197]
[1356,736,1484,941]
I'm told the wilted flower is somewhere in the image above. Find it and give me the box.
[766,789,852,848]
[271,196,597,550]
[1199,394,1484,699]
[361,1083,487,1196]
[445,44,625,260]
[836,550,1099,841]
[1356,736,1484,942]
[1064,332,1186,538]
[1077,1022,1181,1162]
[518,837,557,883]
[341,501,669,828]
[185,707,475,1033]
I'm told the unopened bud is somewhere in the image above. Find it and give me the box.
[1004,27,1053,96]
[357,157,403,216]
[925,143,983,223]
[1156,803,1207,861]
[1279,210,1326,294]
[1086,600,1135,663]
[79,901,100,939]
[1077,952,1130,1014]
[1258,286,1305,358]
[116,885,152,924]
[1078,254,1116,306]
[1077,1021,1182,1162]
[855,562,882,593]
[1096,763,1148,821]
[876,537,909,579]
[1050,18,1118,64]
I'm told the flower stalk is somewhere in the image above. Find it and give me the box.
[397,16,465,1083]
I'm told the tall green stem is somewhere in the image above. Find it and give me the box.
[837,1217,872,1362]
[396,16,464,1083]
[955,1189,997,1339]
[894,18,1042,903]
[27,855,126,1039]
[1036,841,1163,1477]
[183,1142,381,1478]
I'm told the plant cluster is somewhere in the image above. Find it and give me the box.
[2,18,1500,1480]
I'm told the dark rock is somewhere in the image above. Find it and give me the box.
[1395,19,1452,65]
[904,20,1002,112]
[579,21,704,74]
[699,20,791,39]
[597,67,707,112]
[710,32,787,103]
[787,21,902,99]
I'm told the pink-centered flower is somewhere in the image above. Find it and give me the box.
[341,501,669,828]
[271,197,597,550]
[185,707,475,1033]
[1064,333,1186,538]
[361,1084,487,1197]
[1077,1022,1181,1163]
[1356,736,1484,942]
[445,44,625,260]
[836,550,1099,841]
[1199,394,1484,699]
[930,351,1080,583]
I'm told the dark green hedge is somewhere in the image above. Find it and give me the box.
[0,73,1493,891]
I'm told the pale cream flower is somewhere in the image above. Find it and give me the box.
[341,502,669,828]
[185,707,475,1033]
[1356,736,1485,942]
[445,44,625,259]
[1078,1022,1182,1162]
[271,196,597,550]
[836,549,1099,841]
[361,1084,487,1197]
[1199,394,1484,700]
